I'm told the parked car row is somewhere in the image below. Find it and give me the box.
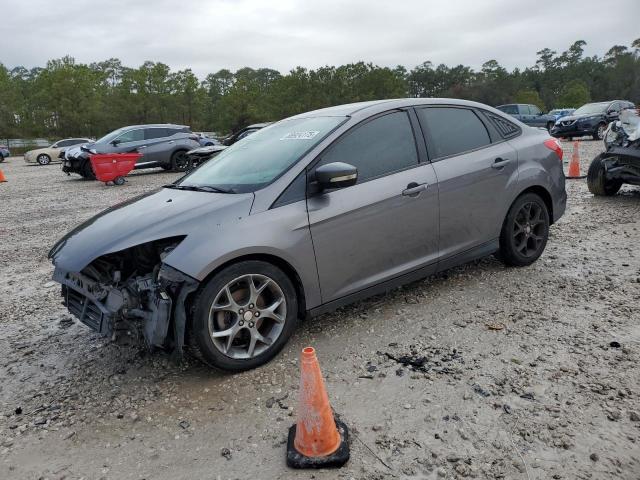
[497,100,636,141]
[19,123,272,177]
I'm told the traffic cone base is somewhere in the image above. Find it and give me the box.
[0,169,6,182]
[287,419,350,469]
[287,347,350,469]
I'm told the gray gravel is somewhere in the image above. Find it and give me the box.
[1,140,639,479]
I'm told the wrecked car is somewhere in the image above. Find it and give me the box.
[49,98,566,372]
[588,107,640,196]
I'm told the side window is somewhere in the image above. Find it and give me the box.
[417,107,491,159]
[145,128,169,140]
[609,102,620,113]
[530,105,541,115]
[498,105,517,115]
[116,129,144,144]
[272,171,307,207]
[317,111,418,183]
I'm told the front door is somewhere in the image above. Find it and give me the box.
[307,110,439,303]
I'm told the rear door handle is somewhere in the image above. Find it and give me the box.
[402,182,428,197]
[168,140,175,144]
[491,158,511,170]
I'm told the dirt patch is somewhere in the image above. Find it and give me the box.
[1,141,639,479]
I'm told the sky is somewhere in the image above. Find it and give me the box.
[2,0,639,78]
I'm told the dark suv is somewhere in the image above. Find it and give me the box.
[496,104,557,131]
[550,100,635,140]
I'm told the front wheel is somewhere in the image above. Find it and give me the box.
[593,123,606,141]
[170,150,191,172]
[37,154,51,165]
[546,122,555,132]
[587,154,622,196]
[499,193,550,267]
[187,261,299,372]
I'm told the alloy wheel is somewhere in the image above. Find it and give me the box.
[173,152,190,171]
[208,274,287,359]
[37,154,50,165]
[597,124,605,140]
[512,202,546,258]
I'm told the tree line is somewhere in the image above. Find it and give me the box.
[0,39,639,140]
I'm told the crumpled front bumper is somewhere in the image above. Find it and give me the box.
[53,264,199,354]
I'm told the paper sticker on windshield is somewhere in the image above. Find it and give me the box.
[280,131,319,140]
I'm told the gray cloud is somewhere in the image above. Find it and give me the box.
[1,0,639,77]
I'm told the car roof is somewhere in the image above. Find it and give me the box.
[121,124,189,129]
[246,122,272,129]
[290,98,506,120]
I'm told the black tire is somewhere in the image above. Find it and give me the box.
[37,154,51,165]
[546,122,554,132]
[593,123,606,141]
[113,176,126,186]
[0,154,4,163]
[187,260,299,372]
[170,150,191,172]
[587,154,622,196]
[80,159,95,180]
[498,193,550,267]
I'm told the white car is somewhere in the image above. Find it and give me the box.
[24,138,92,165]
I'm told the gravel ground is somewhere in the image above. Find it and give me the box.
[1,141,639,480]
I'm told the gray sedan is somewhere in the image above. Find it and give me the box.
[49,98,566,372]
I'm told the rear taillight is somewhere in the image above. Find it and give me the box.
[544,138,563,161]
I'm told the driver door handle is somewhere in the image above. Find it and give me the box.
[402,182,428,197]
[491,158,511,170]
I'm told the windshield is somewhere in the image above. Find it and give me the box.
[95,127,128,144]
[574,103,608,116]
[178,116,345,193]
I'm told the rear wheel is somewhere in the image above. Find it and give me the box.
[546,121,554,132]
[499,193,550,267]
[587,154,622,196]
[170,150,191,172]
[187,261,299,372]
[37,154,51,165]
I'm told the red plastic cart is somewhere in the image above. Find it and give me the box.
[89,153,143,185]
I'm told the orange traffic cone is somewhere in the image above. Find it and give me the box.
[566,141,585,179]
[287,347,349,469]
[0,169,6,182]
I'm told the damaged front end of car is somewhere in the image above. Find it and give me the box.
[51,237,199,355]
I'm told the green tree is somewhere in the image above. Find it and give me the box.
[515,89,546,110]
[557,79,591,107]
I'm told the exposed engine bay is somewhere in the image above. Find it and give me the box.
[599,108,640,186]
[53,237,199,355]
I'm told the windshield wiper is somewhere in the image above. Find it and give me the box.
[163,184,235,194]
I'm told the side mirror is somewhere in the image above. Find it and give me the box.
[111,139,121,146]
[314,162,358,190]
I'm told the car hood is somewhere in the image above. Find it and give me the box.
[49,188,255,272]
[557,113,603,122]
[187,144,227,155]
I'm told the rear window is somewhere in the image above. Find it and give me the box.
[145,128,169,140]
[498,105,518,115]
[417,107,491,159]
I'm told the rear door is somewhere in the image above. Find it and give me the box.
[415,106,518,261]
[528,105,544,126]
[142,127,170,165]
[307,110,439,303]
